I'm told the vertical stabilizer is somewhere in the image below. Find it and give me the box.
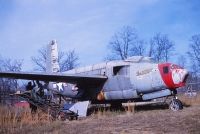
[46,40,60,73]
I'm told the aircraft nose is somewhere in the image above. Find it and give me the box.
[158,63,189,89]
[172,68,189,86]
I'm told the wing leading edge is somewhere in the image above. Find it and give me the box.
[0,71,107,85]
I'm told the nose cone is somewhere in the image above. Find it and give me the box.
[158,63,189,89]
[172,69,189,87]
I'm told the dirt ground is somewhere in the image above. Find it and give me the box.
[3,105,199,134]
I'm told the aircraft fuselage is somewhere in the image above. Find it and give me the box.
[50,56,188,102]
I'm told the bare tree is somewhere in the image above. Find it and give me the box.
[132,40,146,56]
[0,57,23,88]
[31,47,47,71]
[59,50,79,71]
[177,55,187,68]
[107,26,146,60]
[149,33,174,62]
[187,34,200,69]
[0,56,23,104]
[32,47,79,72]
[187,34,200,84]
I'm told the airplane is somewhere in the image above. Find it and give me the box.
[0,40,189,118]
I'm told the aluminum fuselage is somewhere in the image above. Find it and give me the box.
[50,56,188,102]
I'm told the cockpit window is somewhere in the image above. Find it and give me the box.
[113,66,129,76]
[163,66,169,74]
[113,66,123,75]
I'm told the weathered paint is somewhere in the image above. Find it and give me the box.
[53,56,188,101]
[130,62,165,94]
[46,40,60,73]
[14,101,29,108]
[142,89,171,100]
[158,63,188,89]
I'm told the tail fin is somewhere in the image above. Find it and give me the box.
[46,40,60,73]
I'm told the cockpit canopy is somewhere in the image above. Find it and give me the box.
[125,56,154,63]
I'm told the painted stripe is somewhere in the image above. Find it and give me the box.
[158,63,175,89]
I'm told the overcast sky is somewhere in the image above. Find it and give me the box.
[0,0,200,71]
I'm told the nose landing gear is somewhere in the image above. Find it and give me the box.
[169,98,183,111]
[168,90,183,111]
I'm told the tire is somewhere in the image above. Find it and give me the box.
[169,99,183,111]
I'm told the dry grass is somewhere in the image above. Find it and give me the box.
[61,106,200,134]
[1,94,200,134]
[0,106,52,134]
[178,93,200,106]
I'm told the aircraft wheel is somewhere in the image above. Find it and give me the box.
[169,99,183,111]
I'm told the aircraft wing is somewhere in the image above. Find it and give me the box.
[0,71,107,87]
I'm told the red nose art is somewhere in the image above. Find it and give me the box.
[158,63,175,89]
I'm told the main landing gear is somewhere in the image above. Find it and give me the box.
[169,90,183,111]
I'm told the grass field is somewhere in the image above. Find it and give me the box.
[1,94,200,134]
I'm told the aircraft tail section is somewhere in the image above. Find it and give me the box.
[63,101,90,117]
[46,40,60,73]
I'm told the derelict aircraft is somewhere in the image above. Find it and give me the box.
[0,40,189,117]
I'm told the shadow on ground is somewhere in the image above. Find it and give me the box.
[134,103,169,111]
